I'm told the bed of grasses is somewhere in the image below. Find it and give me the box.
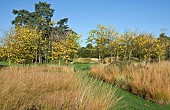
[1,61,170,110]
[90,61,170,105]
[0,65,121,110]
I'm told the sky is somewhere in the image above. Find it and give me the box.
[0,0,170,47]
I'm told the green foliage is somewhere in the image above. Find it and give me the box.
[12,1,54,28]
[77,43,98,58]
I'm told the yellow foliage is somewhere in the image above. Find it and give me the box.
[52,31,80,62]
[2,26,42,63]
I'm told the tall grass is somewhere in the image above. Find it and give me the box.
[90,61,170,104]
[0,65,120,110]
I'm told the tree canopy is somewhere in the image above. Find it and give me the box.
[87,25,170,63]
[0,2,81,65]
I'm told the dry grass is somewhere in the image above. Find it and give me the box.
[0,65,120,110]
[73,58,99,64]
[90,61,170,104]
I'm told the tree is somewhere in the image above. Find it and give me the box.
[85,43,95,58]
[52,30,81,65]
[152,39,166,62]
[106,26,119,61]
[11,2,73,64]
[132,34,153,61]
[77,43,98,58]
[0,46,6,61]
[77,47,86,58]
[131,33,168,62]
[12,2,55,63]
[1,26,42,64]
[12,9,30,26]
[34,2,55,63]
[12,2,55,28]
[87,25,110,63]
[159,31,170,60]
[120,31,137,61]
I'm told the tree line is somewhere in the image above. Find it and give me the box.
[0,2,169,64]
[0,2,80,65]
[79,25,170,63]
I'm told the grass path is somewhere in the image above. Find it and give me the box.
[72,63,170,110]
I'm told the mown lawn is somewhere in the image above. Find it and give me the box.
[72,63,170,110]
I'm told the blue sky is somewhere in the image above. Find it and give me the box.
[0,0,170,47]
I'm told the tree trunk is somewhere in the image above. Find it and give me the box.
[59,58,61,66]
[99,54,101,63]
[65,59,68,65]
[38,44,42,64]
[110,51,113,63]
[35,48,38,63]
[116,51,119,60]
[128,51,132,62]
[45,43,48,64]
[49,38,52,62]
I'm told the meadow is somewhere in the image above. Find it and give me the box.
[0,64,120,110]
[90,61,170,108]
[0,1,170,110]
[73,63,170,110]
[0,62,170,110]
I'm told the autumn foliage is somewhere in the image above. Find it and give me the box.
[87,25,170,63]
[0,26,80,64]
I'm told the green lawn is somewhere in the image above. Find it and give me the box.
[0,61,9,67]
[71,63,96,71]
[72,63,170,110]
